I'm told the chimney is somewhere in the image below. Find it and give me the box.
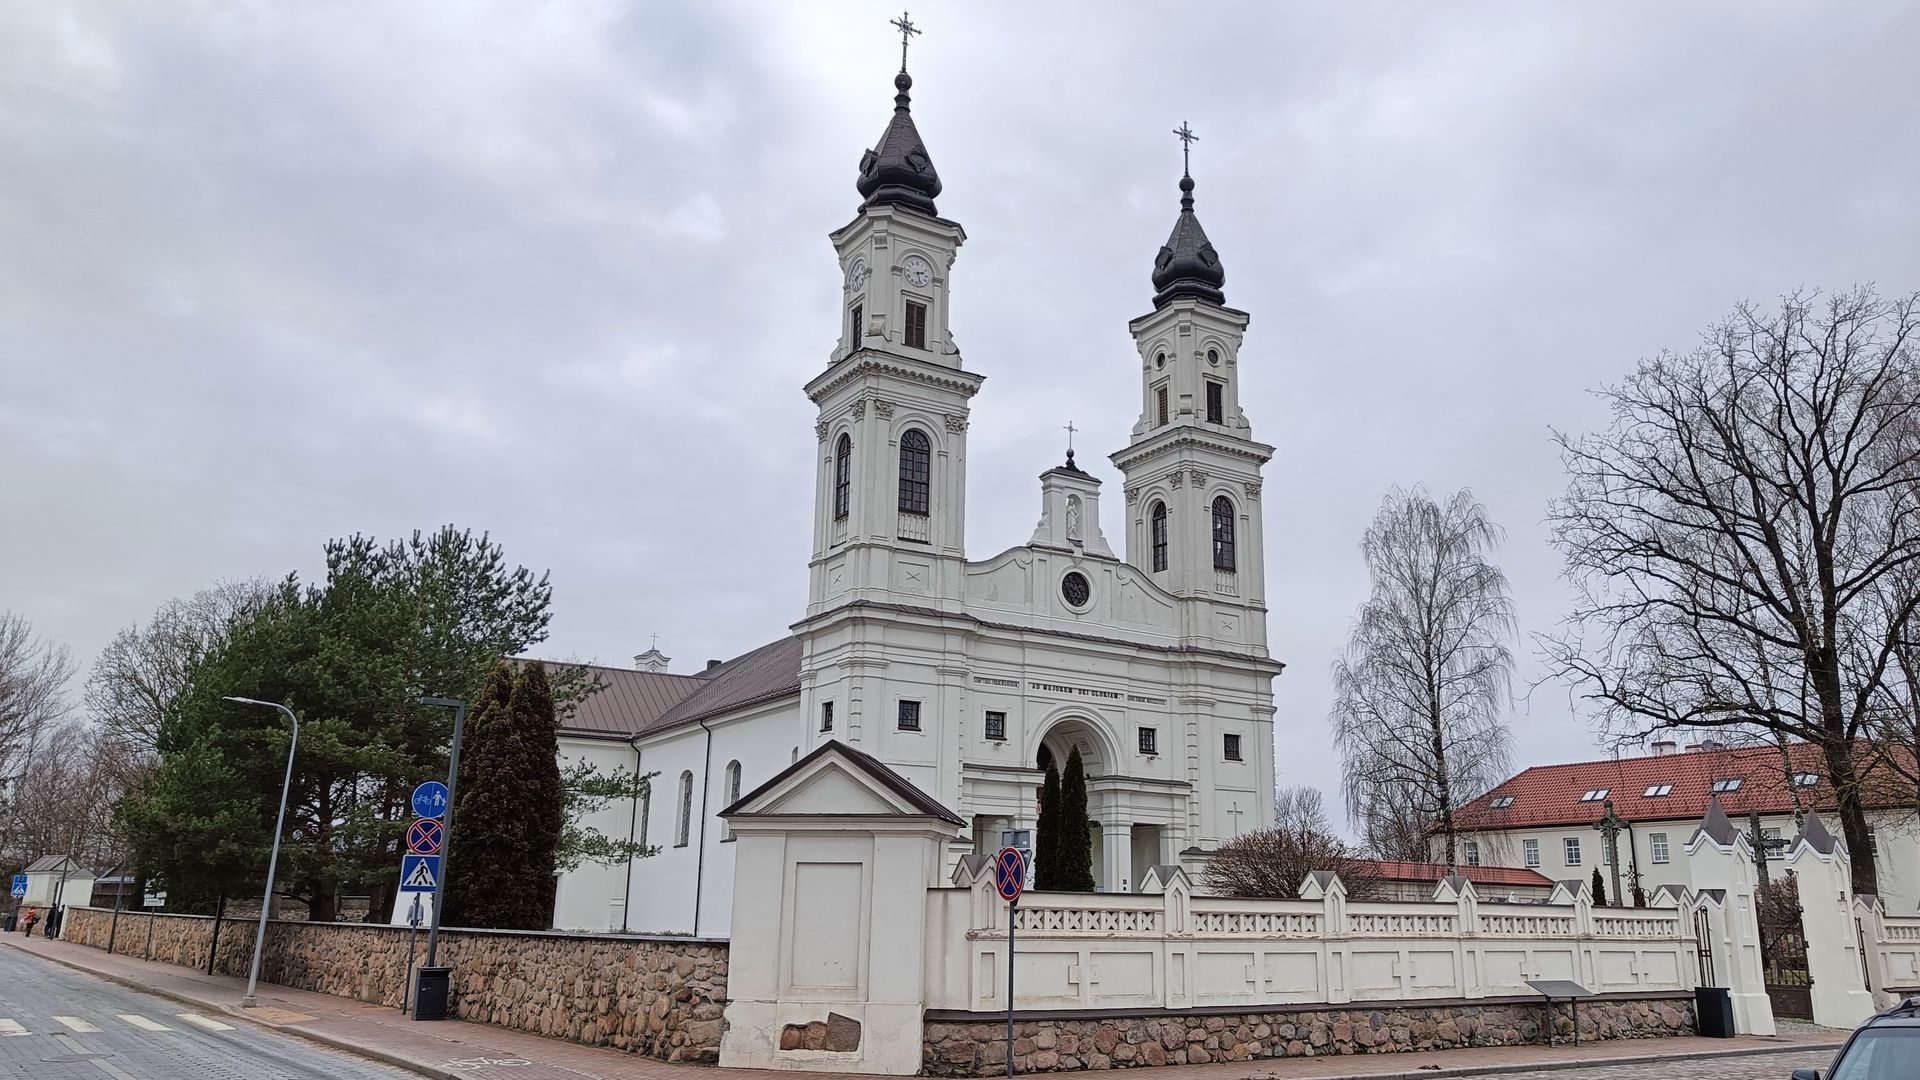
[1690,739,1724,753]
[706,659,723,671]
[1651,739,1678,757]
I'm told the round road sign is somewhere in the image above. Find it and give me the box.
[994,847,1025,903]
[407,817,445,855]
[412,781,450,819]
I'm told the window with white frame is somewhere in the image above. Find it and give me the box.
[1580,788,1610,802]
[1711,777,1742,793]
[1464,840,1480,866]
[984,710,1006,741]
[721,760,741,840]
[1792,772,1820,787]
[1524,838,1540,868]
[1644,784,1673,797]
[1762,827,1784,858]
[1223,733,1242,761]
[1564,837,1582,866]
[1138,726,1158,755]
[1490,795,1515,809]
[897,700,921,731]
[820,700,834,732]
[1870,829,1880,859]
[1650,832,1670,864]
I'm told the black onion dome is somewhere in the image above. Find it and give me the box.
[1150,175,1225,307]
[856,72,942,215]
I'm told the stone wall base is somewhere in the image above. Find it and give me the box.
[922,996,1695,1075]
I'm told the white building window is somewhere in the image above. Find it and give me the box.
[1564,838,1582,866]
[1490,795,1515,809]
[1463,841,1480,867]
[1524,839,1540,868]
[721,760,742,840]
[984,710,1006,741]
[1644,784,1673,798]
[675,770,693,848]
[1650,833,1670,864]
[1223,733,1242,761]
[1138,727,1158,755]
[1791,772,1820,787]
[897,700,921,731]
[638,789,651,849]
[1762,827,1785,858]
[1711,777,1742,793]
[1579,788,1610,802]
[1870,830,1880,860]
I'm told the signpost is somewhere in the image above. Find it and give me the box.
[8,874,23,899]
[143,890,167,909]
[412,781,450,820]
[994,847,1025,1078]
[406,818,444,855]
[414,695,466,1022]
[399,854,442,893]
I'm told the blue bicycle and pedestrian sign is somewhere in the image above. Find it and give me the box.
[411,781,450,819]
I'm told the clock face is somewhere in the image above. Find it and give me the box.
[902,256,932,289]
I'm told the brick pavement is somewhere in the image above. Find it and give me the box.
[0,932,1845,1080]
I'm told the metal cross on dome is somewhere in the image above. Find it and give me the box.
[1063,420,1077,453]
[891,10,921,72]
[1173,121,1198,175]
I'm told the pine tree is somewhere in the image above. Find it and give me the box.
[1590,867,1608,908]
[1058,747,1095,891]
[1034,764,1061,891]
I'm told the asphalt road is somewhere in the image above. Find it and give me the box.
[0,944,413,1080]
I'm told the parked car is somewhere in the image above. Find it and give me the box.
[1794,998,1920,1080]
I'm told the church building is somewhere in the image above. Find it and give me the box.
[551,49,1281,936]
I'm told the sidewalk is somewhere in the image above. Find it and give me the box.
[1,932,1843,1080]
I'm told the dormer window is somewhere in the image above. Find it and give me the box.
[1711,777,1742,793]
[1791,772,1820,787]
[1644,784,1673,797]
[904,300,927,349]
[1579,788,1610,802]
[1489,795,1515,809]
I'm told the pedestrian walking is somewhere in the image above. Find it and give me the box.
[21,908,38,936]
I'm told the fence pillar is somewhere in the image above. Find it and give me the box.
[1143,865,1191,1009]
[1300,871,1349,1004]
[1685,798,1776,1035]
[1854,895,1896,1009]
[1784,812,1876,1028]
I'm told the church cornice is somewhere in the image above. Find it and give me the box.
[791,599,1285,673]
[1110,427,1275,472]
[805,350,985,404]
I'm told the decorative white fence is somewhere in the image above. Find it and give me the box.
[1863,905,1920,995]
[928,865,1702,1014]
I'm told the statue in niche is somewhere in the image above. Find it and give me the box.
[1066,495,1082,543]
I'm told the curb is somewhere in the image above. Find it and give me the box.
[2,939,462,1080]
[1265,1038,1844,1080]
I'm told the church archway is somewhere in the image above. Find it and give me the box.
[1031,713,1118,778]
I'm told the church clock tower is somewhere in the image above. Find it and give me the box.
[1112,130,1274,652]
[803,46,982,619]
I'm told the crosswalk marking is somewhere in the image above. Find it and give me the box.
[175,1013,234,1032]
[117,1013,172,1031]
[54,1016,101,1032]
[0,1019,27,1037]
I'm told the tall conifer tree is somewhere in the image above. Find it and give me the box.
[1034,763,1061,891]
[443,660,565,929]
[1058,747,1095,891]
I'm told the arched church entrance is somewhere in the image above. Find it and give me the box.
[1031,717,1159,894]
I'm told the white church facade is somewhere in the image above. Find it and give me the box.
[550,61,1280,936]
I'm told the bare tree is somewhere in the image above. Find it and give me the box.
[5,721,138,873]
[1205,785,1383,899]
[0,610,74,792]
[1332,486,1516,872]
[1543,287,1920,896]
[83,579,269,762]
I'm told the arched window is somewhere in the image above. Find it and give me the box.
[1150,501,1168,572]
[898,429,931,515]
[722,760,742,839]
[833,434,852,520]
[1212,495,1236,571]
[675,770,694,847]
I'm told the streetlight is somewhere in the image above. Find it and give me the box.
[223,696,299,1008]
[417,697,465,970]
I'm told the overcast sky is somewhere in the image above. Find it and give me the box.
[5,2,1918,826]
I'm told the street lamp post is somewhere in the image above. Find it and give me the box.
[223,696,300,1008]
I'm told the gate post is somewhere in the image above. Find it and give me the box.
[1784,812,1876,1028]
[1684,799,1775,1035]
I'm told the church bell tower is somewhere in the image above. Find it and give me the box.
[804,29,982,619]
[1112,127,1274,651]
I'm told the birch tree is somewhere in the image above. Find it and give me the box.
[1332,486,1516,872]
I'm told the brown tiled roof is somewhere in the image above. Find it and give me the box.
[1357,859,1553,890]
[555,662,706,739]
[645,636,803,735]
[1454,741,1912,832]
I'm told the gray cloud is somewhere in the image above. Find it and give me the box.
[4,1,1917,831]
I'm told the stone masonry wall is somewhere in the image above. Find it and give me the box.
[923,997,1696,1076]
[61,907,727,1063]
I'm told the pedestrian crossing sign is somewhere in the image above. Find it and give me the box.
[399,853,442,893]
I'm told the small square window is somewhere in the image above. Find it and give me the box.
[1711,778,1742,793]
[1489,795,1515,810]
[1644,784,1673,798]
[984,710,1006,741]
[1762,827,1785,858]
[1650,833,1670,864]
[1564,837,1582,866]
[1523,839,1540,868]
[1138,727,1158,755]
[1579,788,1610,802]
[897,700,921,732]
[820,701,834,733]
[1223,733,1242,761]
[1205,381,1224,424]
[904,301,927,349]
[1155,384,1169,426]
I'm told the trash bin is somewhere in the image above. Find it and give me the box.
[413,966,452,1021]
[2,914,14,933]
[1695,986,1735,1038]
